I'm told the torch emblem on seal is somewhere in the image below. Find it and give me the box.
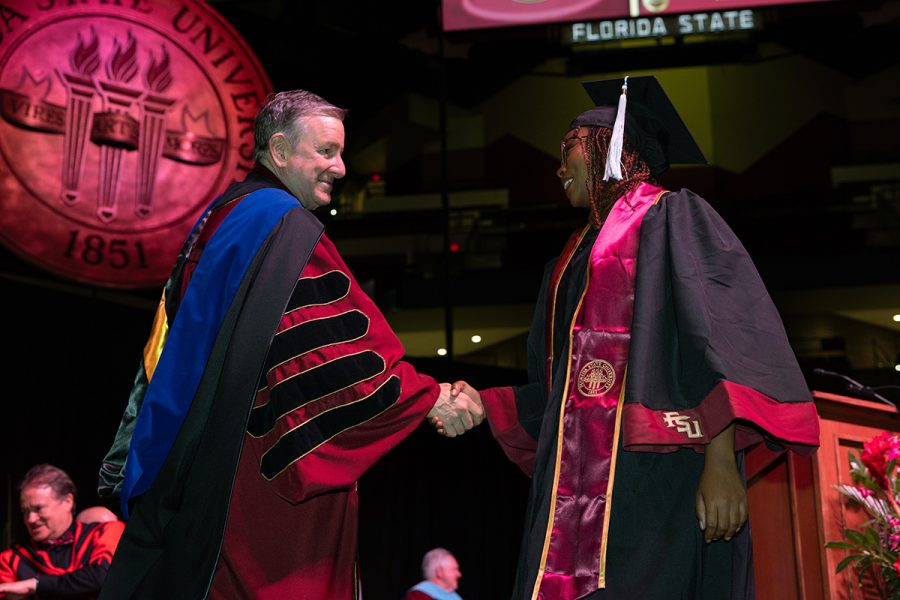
[0,28,225,224]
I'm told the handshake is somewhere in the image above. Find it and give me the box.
[427,381,483,437]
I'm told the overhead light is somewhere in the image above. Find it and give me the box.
[471,335,482,343]
[437,348,447,356]
[893,314,900,322]
[895,364,900,372]
[330,208,338,216]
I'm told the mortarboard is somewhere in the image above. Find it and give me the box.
[571,75,707,179]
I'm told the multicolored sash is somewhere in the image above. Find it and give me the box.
[535,182,665,600]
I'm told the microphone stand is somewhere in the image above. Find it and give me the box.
[813,368,898,409]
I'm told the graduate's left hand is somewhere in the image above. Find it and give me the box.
[695,425,747,544]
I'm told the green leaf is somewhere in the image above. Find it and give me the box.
[865,526,881,548]
[845,529,869,546]
[860,476,880,493]
[858,556,873,573]
[826,541,857,550]
[836,554,861,573]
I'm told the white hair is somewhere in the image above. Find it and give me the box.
[422,547,454,580]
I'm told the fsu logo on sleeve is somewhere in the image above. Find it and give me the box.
[0,0,271,287]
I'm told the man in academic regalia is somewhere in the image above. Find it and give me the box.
[96,89,483,600]
[448,76,820,600]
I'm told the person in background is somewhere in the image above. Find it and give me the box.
[97,89,483,600]
[0,464,124,599]
[445,75,820,599]
[403,548,463,600]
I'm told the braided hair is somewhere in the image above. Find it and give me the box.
[580,127,654,229]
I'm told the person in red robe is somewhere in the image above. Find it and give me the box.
[0,464,124,599]
[446,76,820,600]
[97,90,483,600]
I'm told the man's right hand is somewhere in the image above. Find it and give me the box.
[427,383,484,437]
[0,578,36,600]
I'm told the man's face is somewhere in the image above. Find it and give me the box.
[278,115,346,210]
[20,485,74,543]
[436,556,462,591]
[557,126,591,209]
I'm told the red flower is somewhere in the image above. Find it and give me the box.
[862,432,900,492]
[894,555,900,576]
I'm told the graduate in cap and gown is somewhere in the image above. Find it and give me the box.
[446,76,821,599]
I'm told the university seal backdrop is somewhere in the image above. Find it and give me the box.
[0,0,271,287]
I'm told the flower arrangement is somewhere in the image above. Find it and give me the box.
[827,431,900,599]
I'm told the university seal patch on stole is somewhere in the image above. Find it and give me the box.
[577,358,616,397]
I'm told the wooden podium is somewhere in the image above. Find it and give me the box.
[747,391,900,599]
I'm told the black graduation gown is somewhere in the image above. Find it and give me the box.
[487,189,818,600]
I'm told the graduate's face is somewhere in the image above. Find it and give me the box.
[557,126,591,209]
[269,115,346,211]
[20,485,74,543]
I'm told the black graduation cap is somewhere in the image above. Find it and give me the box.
[572,75,707,177]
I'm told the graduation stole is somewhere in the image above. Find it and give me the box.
[535,182,665,600]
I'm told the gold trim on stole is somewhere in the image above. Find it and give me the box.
[598,369,627,587]
[546,225,591,396]
[531,235,593,600]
